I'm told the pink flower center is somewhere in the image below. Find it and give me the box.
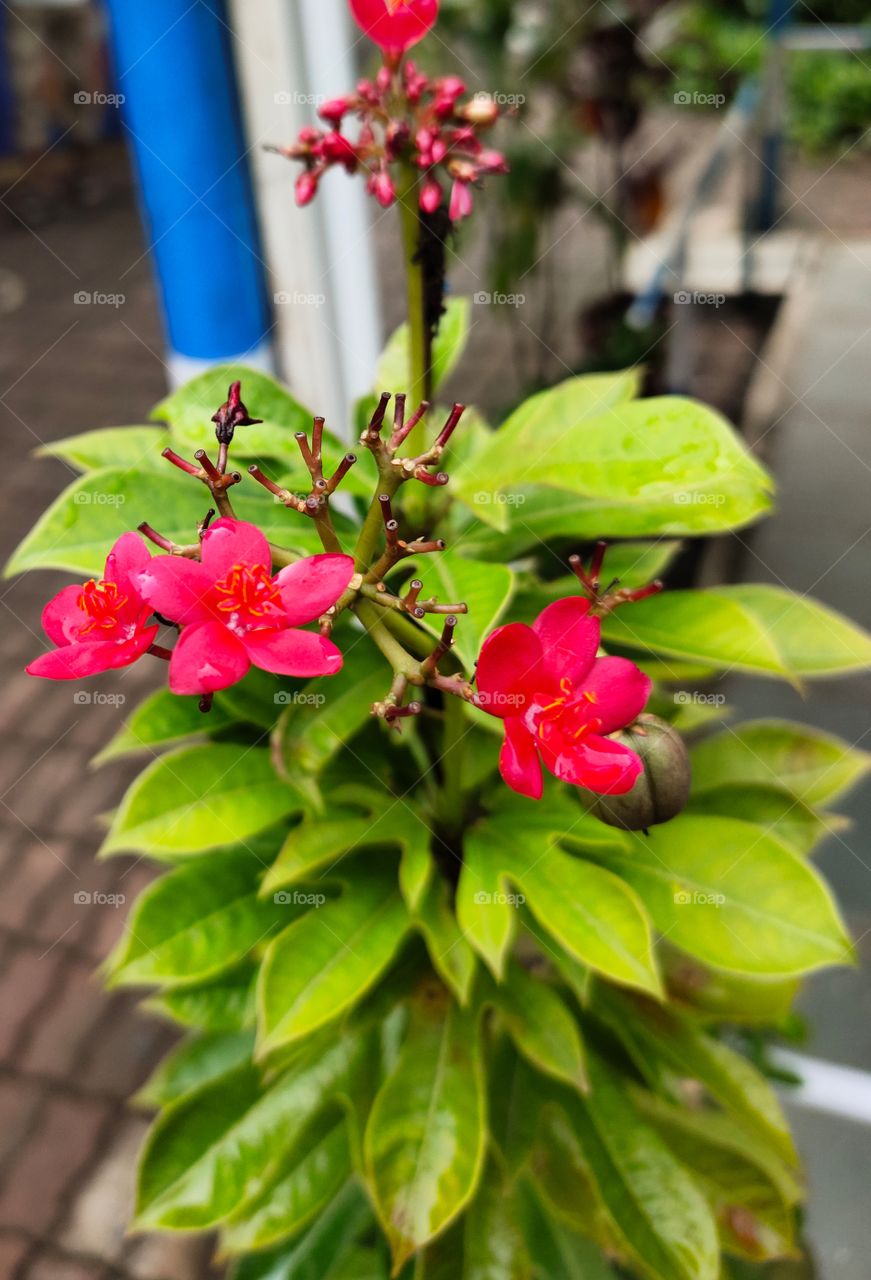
[78,579,128,635]
[534,678,602,743]
[212,563,283,633]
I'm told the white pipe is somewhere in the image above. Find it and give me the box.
[773,1049,871,1126]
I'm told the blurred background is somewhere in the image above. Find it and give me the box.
[0,0,870,1276]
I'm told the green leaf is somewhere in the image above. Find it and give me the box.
[517,1178,618,1280]
[37,424,170,471]
[93,688,234,765]
[377,297,471,395]
[365,988,486,1271]
[687,784,835,856]
[602,586,871,679]
[462,1159,533,1280]
[220,1117,352,1254]
[455,385,771,537]
[398,548,515,670]
[146,961,259,1031]
[581,814,853,976]
[413,876,477,1004]
[136,1031,367,1230]
[593,986,796,1163]
[257,869,410,1054]
[522,1103,618,1245]
[660,947,799,1025]
[4,466,346,578]
[690,720,871,807]
[136,1031,255,1108]
[227,1182,378,1280]
[99,743,302,859]
[274,644,387,777]
[563,1052,720,1280]
[635,1093,801,1262]
[459,798,661,996]
[105,850,293,989]
[262,795,433,914]
[486,961,587,1092]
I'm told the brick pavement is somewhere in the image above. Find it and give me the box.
[0,150,221,1279]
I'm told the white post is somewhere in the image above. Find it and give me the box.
[226,0,383,437]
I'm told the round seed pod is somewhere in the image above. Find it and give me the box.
[585,714,691,831]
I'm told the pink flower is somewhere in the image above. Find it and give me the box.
[448,177,473,221]
[295,170,320,206]
[475,597,652,800]
[419,176,443,212]
[136,519,354,696]
[27,533,158,680]
[367,170,396,207]
[349,0,438,53]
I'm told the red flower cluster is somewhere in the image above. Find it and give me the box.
[27,521,354,698]
[349,0,438,54]
[278,61,508,221]
[475,597,652,800]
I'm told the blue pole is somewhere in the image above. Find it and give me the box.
[103,0,273,382]
[755,0,795,231]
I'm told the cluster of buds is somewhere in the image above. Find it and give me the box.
[271,62,509,221]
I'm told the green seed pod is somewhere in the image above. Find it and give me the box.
[585,714,691,831]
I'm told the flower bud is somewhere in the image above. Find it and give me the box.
[419,177,443,213]
[458,95,500,127]
[294,170,319,206]
[584,714,691,830]
[368,170,396,207]
[319,97,350,126]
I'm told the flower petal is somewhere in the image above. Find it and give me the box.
[26,625,158,680]
[200,518,271,577]
[475,623,543,718]
[499,718,543,799]
[275,554,356,625]
[243,627,344,678]
[137,556,214,626]
[168,621,250,695]
[104,531,151,601]
[41,583,88,646]
[539,728,642,796]
[579,656,652,735]
[532,597,601,685]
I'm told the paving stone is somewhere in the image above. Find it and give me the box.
[78,999,177,1099]
[0,947,64,1064]
[125,1232,218,1280]
[18,961,109,1080]
[0,843,67,934]
[0,1232,31,1277]
[23,1251,104,1280]
[59,1117,147,1262]
[0,1094,111,1233]
[0,1076,42,1170]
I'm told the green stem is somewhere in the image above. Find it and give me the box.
[354,599,420,679]
[397,163,429,457]
[438,692,467,839]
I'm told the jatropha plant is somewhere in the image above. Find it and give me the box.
[10,2,871,1278]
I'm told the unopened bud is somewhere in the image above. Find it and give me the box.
[458,95,500,127]
[585,714,691,831]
